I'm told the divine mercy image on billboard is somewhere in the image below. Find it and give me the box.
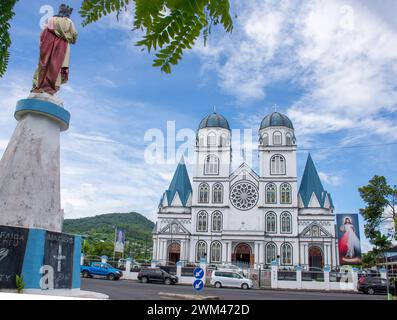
[337,214,362,265]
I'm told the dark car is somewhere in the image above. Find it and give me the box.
[358,277,396,295]
[137,268,178,285]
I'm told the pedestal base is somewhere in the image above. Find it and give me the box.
[0,225,81,290]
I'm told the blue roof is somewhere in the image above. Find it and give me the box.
[260,112,294,130]
[163,157,192,207]
[298,154,333,208]
[198,112,230,131]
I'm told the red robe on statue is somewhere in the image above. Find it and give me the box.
[32,16,77,95]
[33,29,68,95]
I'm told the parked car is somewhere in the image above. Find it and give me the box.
[117,259,127,269]
[358,277,396,295]
[210,270,253,289]
[80,262,123,280]
[137,268,178,285]
[217,264,243,273]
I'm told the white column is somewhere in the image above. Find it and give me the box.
[296,266,302,290]
[221,241,227,264]
[271,262,278,289]
[227,241,232,263]
[259,242,264,265]
[189,239,195,263]
[180,240,186,262]
[323,266,330,291]
[254,242,260,267]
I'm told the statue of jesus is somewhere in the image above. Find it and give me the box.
[31,4,77,96]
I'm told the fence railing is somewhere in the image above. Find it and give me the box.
[302,271,324,282]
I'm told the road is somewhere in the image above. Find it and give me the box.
[81,278,383,300]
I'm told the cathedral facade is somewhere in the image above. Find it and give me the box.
[152,111,339,269]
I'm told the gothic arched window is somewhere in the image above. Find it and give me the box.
[210,241,222,263]
[273,131,282,145]
[281,243,293,265]
[280,183,292,204]
[286,133,292,145]
[266,242,277,264]
[205,155,219,175]
[197,211,208,232]
[265,183,277,204]
[280,212,292,233]
[220,134,228,147]
[270,155,286,175]
[212,211,222,232]
[207,132,216,146]
[198,183,209,203]
[266,212,277,233]
[262,133,269,146]
[198,135,204,146]
[212,183,223,203]
[196,241,207,261]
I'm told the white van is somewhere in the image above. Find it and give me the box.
[210,270,253,289]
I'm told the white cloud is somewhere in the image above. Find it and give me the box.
[196,0,397,145]
[318,172,342,187]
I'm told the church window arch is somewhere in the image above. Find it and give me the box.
[265,212,277,233]
[273,131,282,145]
[270,155,286,175]
[196,241,207,261]
[205,155,219,175]
[211,211,222,232]
[265,183,277,204]
[212,183,223,203]
[198,183,209,203]
[280,183,292,204]
[281,243,293,265]
[265,242,277,264]
[210,241,222,263]
[197,211,208,232]
[280,212,292,233]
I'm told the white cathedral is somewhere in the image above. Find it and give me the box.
[152,111,339,269]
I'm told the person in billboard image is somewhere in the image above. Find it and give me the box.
[339,216,362,264]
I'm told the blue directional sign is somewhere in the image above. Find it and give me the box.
[193,267,204,279]
[193,279,204,291]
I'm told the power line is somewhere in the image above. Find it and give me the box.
[298,142,397,152]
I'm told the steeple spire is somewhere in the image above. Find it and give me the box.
[298,153,332,208]
[164,156,192,207]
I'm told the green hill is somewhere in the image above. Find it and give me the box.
[63,212,155,259]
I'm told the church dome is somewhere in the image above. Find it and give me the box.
[260,112,294,130]
[198,112,230,131]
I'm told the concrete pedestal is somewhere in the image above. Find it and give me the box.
[0,98,83,293]
[0,99,70,232]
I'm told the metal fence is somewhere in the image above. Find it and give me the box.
[302,271,324,282]
[278,270,297,281]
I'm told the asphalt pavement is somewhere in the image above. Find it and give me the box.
[81,278,384,300]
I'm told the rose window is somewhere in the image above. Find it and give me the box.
[230,181,258,210]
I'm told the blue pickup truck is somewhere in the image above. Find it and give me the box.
[80,262,123,280]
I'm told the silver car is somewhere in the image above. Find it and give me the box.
[210,270,253,289]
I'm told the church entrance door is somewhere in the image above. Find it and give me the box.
[233,243,253,267]
[308,246,324,270]
[168,242,181,265]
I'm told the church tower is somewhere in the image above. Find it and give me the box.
[192,112,232,206]
[258,112,299,262]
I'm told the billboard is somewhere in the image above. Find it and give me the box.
[336,214,362,265]
[114,228,126,253]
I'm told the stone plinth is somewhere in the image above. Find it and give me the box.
[0,98,70,232]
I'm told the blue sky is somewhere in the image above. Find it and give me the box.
[1,0,397,252]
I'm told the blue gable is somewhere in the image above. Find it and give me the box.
[164,157,192,207]
[298,154,333,209]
